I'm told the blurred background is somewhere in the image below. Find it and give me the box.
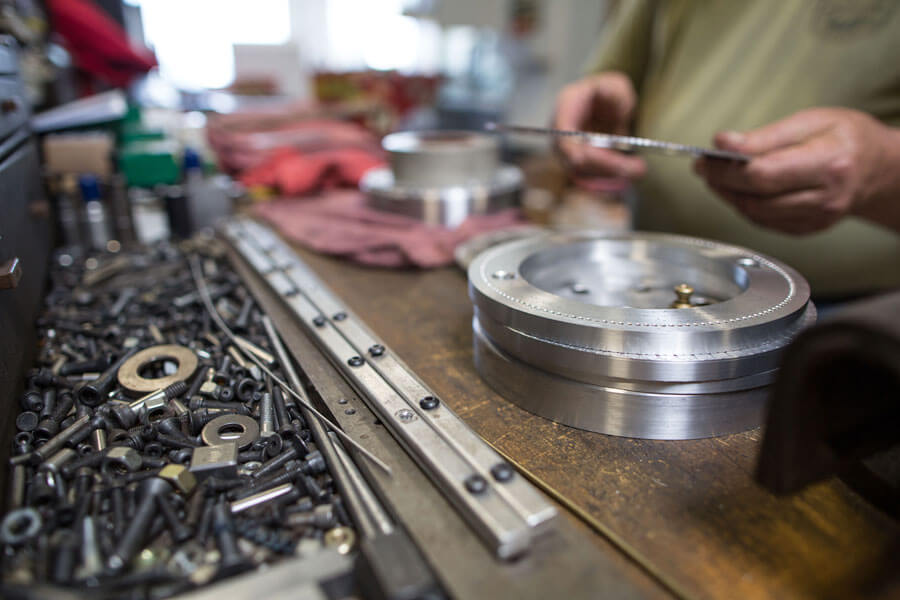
[15,0,626,265]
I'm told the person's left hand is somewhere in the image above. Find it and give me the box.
[693,108,900,235]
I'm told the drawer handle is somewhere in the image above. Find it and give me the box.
[0,256,22,289]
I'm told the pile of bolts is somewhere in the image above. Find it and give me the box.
[2,235,357,598]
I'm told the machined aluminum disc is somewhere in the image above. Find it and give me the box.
[468,231,815,439]
[473,319,768,440]
[361,165,522,228]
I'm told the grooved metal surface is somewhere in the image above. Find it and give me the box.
[222,217,558,559]
[468,231,815,439]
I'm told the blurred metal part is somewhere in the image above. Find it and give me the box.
[488,122,750,162]
[469,231,815,439]
[383,130,499,187]
[361,164,522,228]
[453,225,546,271]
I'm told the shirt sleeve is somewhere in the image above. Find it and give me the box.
[583,0,656,91]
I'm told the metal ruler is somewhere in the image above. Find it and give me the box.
[487,122,750,162]
[222,218,557,559]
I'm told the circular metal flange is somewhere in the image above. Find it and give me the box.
[382,130,499,188]
[361,165,522,228]
[117,344,199,396]
[468,231,815,382]
[201,414,260,450]
[473,319,767,440]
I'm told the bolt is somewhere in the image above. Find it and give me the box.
[464,474,488,494]
[157,493,193,543]
[491,462,514,482]
[312,315,326,327]
[213,501,247,575]
[347,356,364,367]
[58,354,112,376]
[259,392,275,437]
[77,346,140,407]
[419,395,440,410]
[20,389,44,412]
[214,356,233,385]
[15,411,39,432]
[190,396,249,415]
[32,414,91,463]
[332,312,347,321]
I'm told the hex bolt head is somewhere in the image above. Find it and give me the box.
[15,411,39,432]
[368,344,385,357]
[347,356,364,367]
[312,315,326,327]
[419,396,440,410]
[332,312,347,321]
[158,463,197,495]
[490,462,514,482]
[464,474,488,495]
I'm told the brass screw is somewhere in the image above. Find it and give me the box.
[670,284,695,309]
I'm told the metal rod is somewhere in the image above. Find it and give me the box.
[188,255,391,476]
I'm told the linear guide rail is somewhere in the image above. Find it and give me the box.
[222,218,557,559]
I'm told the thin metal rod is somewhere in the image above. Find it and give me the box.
[188,255,392,476]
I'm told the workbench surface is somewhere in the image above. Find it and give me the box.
[295,245,900,600]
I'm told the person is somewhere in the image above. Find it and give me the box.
[553,1,900,298]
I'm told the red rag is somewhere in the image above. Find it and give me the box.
[47,0,157,88]
[253,191,526,268]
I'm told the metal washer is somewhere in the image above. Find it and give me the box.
[117,344,199,396]
[201,414,260,450]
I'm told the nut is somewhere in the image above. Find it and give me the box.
[103,447,143,474]
[158,463,197,495]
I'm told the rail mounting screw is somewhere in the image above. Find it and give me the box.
[490,462,514,482]
[312,315,326,327]
[464,474,488,495]
[419,396,439,410]
[347,356,364,367]
[332,312,347,321]
[368,344,385,357]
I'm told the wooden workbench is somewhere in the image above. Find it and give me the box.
[294,245,900,600]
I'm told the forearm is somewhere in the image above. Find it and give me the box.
[852,126,900,233]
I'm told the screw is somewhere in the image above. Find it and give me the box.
[312,315,326,327]
[419,396,440,410]
[490,462,514,482]
[157,493,193,543]
[464,474,488,494]
[368,344,385,357]
[347,356,364,367]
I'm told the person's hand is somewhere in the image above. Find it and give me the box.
[553,72,646,180]
[694,108,900,235]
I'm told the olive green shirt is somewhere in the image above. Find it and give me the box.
[590,0,900,297]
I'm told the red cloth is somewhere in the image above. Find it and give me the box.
[48,0,157,88]
[240,147,385,195]
[207,110,381,173]
[254,191,527,268]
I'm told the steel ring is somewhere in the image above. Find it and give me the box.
[117,344,199,396]
[0,508,42,545]
[201,414,260,450]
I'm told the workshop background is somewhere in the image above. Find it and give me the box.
[1,1,899,600]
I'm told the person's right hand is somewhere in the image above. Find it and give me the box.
[553,72,646,180]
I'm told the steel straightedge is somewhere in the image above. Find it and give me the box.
[468,231,816,440]
[222,218,557,560]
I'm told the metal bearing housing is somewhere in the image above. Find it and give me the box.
[468,231,816,440]
[361,130,522,228]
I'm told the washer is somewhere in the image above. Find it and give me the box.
[0,508,42,545]
[117,344,199,396]
[201,414,260,450]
